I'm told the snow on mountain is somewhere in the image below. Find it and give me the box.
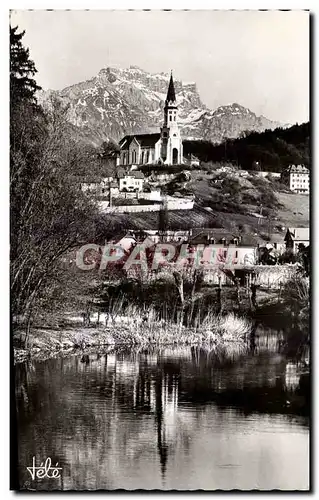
[38,66,284,146]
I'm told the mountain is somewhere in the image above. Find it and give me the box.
[38,66,285,146]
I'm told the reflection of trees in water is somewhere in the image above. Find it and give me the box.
[15,334,309,490]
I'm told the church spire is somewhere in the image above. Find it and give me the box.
[166,71,176,103]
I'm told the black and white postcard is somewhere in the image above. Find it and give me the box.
[10,9,310,491]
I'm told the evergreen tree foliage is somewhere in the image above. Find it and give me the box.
[183,122,310,171]
[10,25,41,103]
[10,26,99,339]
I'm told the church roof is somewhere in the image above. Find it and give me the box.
[119,133,161,149]
[166,73,176,102]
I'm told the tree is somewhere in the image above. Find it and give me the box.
[10,26,41,104]
[99,140,120,160]
[10,28,99,343]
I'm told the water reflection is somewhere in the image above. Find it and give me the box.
[15,327,310,491]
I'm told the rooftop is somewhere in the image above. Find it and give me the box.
[289,165,309,174]
[119,133,161,149]
[117,168,145,179]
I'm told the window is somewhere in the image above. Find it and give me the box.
[223,250,227,259]
[123,180,126,185]
[174,115,176,121]
[169,116,172,121]
[235,251,238,258]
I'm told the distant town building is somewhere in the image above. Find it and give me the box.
[119,72,183,166]
[282,165,309,194]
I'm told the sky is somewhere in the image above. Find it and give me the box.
[10,9,309,124]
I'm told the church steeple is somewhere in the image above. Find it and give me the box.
[166,71,176,104]
[163,71,178,129]
[160,70,183,165]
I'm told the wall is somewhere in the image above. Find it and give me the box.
[102,204,161,214]
[251,171,281,178]
[100,198,194,213]
[166,199,194,210]
[109,190,161,201]
[138,190,162,201]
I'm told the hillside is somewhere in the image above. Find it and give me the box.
[37,66,284,146]
[183,122,310,171]
[96,166,309,241]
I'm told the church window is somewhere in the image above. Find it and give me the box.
[169,115,172,121]
[146,151,149,163]
[141,151,144,164]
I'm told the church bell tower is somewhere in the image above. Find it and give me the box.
[160,72,183,164]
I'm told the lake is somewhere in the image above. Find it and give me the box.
[14,326,310,491]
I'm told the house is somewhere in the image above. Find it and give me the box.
[282,165,309,194]
[117,168,145,192]
[190,228,240,246]
[284,227,309,253]
[119,72,183,166]
[190,229,260,267]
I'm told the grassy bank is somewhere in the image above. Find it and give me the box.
[13,312,252,364]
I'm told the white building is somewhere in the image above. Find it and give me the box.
[287,165,309,194]
[119,72,183,166]
[117,168,144,192]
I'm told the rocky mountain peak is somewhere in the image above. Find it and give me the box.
[38,66,285,146]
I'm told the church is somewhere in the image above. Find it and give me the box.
[118,73,184,166]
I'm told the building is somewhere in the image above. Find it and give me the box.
[284,227,309,253]
[282,165,310,194]
[188,229,260,266]
[117,168,145,192]
[119,73,183,166]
